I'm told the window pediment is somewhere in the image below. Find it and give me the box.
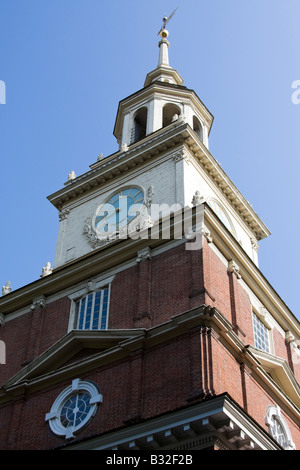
[1,330,145,396]
[248,346,300,407]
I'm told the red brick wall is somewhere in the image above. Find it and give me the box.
[0,241,299,449]
[150,244,193,325]
[109,243,202,330]
[1,327,299,450]
[239,362,300,450]
[210,332,300,450]
[0,297,71,385]
[0,312,30,384]
[202,241,296,376]
[1,241,294,382]
[202,240,232,319]
[108,263,139,329]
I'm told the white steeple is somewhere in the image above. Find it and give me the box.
[144,25,183,87]
[114,21,213,151]
[158,31,170,66]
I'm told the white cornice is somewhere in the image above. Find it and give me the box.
[183,129,271,241]
[47,122,269,243]
[144,66,184,87]
[0,204,298,336]
[47,122,186,210]
[64,394,281,450]
[1,304,298,423]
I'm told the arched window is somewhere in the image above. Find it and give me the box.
[163,103,181,128]
[265,406,295,450]
[131,107,147,144]
[193,116,203,142]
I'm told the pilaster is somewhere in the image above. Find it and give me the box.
[134,248,152,329]
[227,260,247,339]
[124,349,144,425]
[5,393,27,450]
[24,296,47,365]
[187,326,215,403]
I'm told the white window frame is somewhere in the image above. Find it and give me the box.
[68,276,114,332]
[75,287,110,331]
[252,309,272,354]
[265,405,295,450]
[45,378,103,439]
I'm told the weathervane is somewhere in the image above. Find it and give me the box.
[157,7,178,37]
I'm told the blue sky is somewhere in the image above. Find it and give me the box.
[0,0,299,319]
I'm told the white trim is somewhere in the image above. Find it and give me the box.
[248,346,300,406]
[45,378,103,439]
[68,278,113,332]
[265,405,296,450]
[252,310,273,354]
[68,275,115,302]
[207,197,237,239]
[64,395,281,450]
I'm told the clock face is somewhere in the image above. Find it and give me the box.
[95,187,144,236]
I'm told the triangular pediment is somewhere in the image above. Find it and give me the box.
[248,346,300,408]
[1,329,145,395]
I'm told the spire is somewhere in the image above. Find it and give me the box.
[144,10,183,87]
[158,29,170,67]
[156,8,178,67]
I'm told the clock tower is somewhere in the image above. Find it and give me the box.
[49,25,268,272]
[0,20,299,451]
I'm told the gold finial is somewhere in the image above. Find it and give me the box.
[160,28,169,39]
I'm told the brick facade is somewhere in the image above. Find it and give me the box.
[0,238,299,450]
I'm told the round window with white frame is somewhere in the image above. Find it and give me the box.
[265,405,295,450]
[45,378,103,439]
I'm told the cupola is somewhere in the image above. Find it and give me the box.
[113,25,214,151]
